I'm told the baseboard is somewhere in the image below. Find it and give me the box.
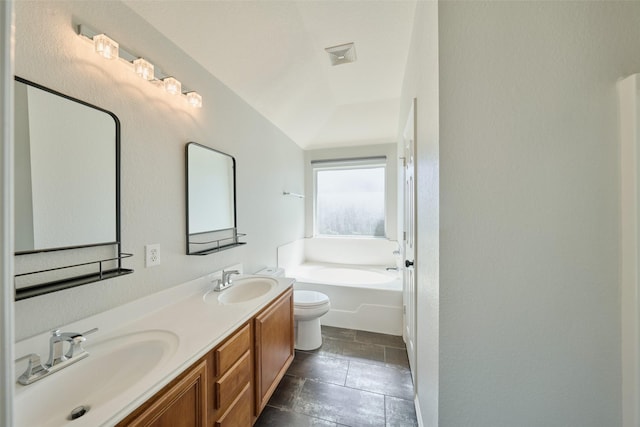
[415,394,424,427]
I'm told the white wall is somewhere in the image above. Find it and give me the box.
[401,1,640,426]
[303,143,398,240]
[13,1,304,340]
[0,1,14,425]
[13,80,33,251]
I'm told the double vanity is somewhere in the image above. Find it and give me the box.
[13,75,289,426]
[13,269,294,426]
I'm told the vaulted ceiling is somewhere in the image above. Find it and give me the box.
[125,1,416,149]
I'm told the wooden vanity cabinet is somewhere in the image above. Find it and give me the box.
[116,286,293,427]
[115,358,208,427]
[254,287,294,414]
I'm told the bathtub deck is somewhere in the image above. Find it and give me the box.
[288,261,402,291]
[254,326,417,427]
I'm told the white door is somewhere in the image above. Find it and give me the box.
[402,99,417,382]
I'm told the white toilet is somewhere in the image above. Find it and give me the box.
[293,290,331,350]
[255,267,331,351]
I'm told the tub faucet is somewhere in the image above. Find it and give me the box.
[17,327,98,385]
[214,269,240,291]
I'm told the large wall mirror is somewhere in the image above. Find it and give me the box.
[14,77,130,300]
[15,77,118,252]
[186,142,244,255]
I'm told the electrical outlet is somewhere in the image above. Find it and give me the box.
[145,244,161,267]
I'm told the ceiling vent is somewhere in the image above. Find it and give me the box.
[325,42,357,66]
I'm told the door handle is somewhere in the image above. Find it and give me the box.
[405,260,414,268]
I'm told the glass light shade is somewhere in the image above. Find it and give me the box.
[133,58,154,81]
[186,92,203,108]
[93,34,119,60]
[163,77,182,95]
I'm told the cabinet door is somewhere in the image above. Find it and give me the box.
[116,359,207,427]
[254,288,294,414]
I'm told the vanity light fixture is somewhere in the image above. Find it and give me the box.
[77,24,203,108]
[93,34,119,60]
[186,92,203,108]
[163,77,182,95]
[133,58,154,81]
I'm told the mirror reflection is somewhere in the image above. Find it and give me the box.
[14,77,118,253]
[186,142,242,255]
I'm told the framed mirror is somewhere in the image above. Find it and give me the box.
[14,77,131,300]
[186,142,244,255]
[14,77,119,253]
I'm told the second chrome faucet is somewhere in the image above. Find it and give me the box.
[213,269,240,292]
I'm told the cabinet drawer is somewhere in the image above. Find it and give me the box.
[215,383,252,427]
[215,323,250,376]
[215,350,251,410]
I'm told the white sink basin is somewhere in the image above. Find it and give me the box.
[14,329,179,427]
[215,277,277,305]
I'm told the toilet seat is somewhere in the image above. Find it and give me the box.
[294,290,329,308]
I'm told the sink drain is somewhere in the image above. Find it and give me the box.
[69,405,90,420]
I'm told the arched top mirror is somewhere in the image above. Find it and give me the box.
[186,142,245,255]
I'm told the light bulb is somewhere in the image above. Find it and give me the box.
[163,77,181,95]
[93,34,119,60]
[186,92,203,108]
[133,58,154,81]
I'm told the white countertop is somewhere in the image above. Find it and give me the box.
[13,266,294,427]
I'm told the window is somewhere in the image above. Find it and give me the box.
[314,159,386,237]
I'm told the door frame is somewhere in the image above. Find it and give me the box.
[1,2,15,426]
[619,74,640,427]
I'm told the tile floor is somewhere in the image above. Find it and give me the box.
[255,326,418,427]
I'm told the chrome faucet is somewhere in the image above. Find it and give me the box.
[17,327,98,385]
[213,269,240,292]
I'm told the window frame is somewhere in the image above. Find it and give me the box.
[312,157,387,238]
